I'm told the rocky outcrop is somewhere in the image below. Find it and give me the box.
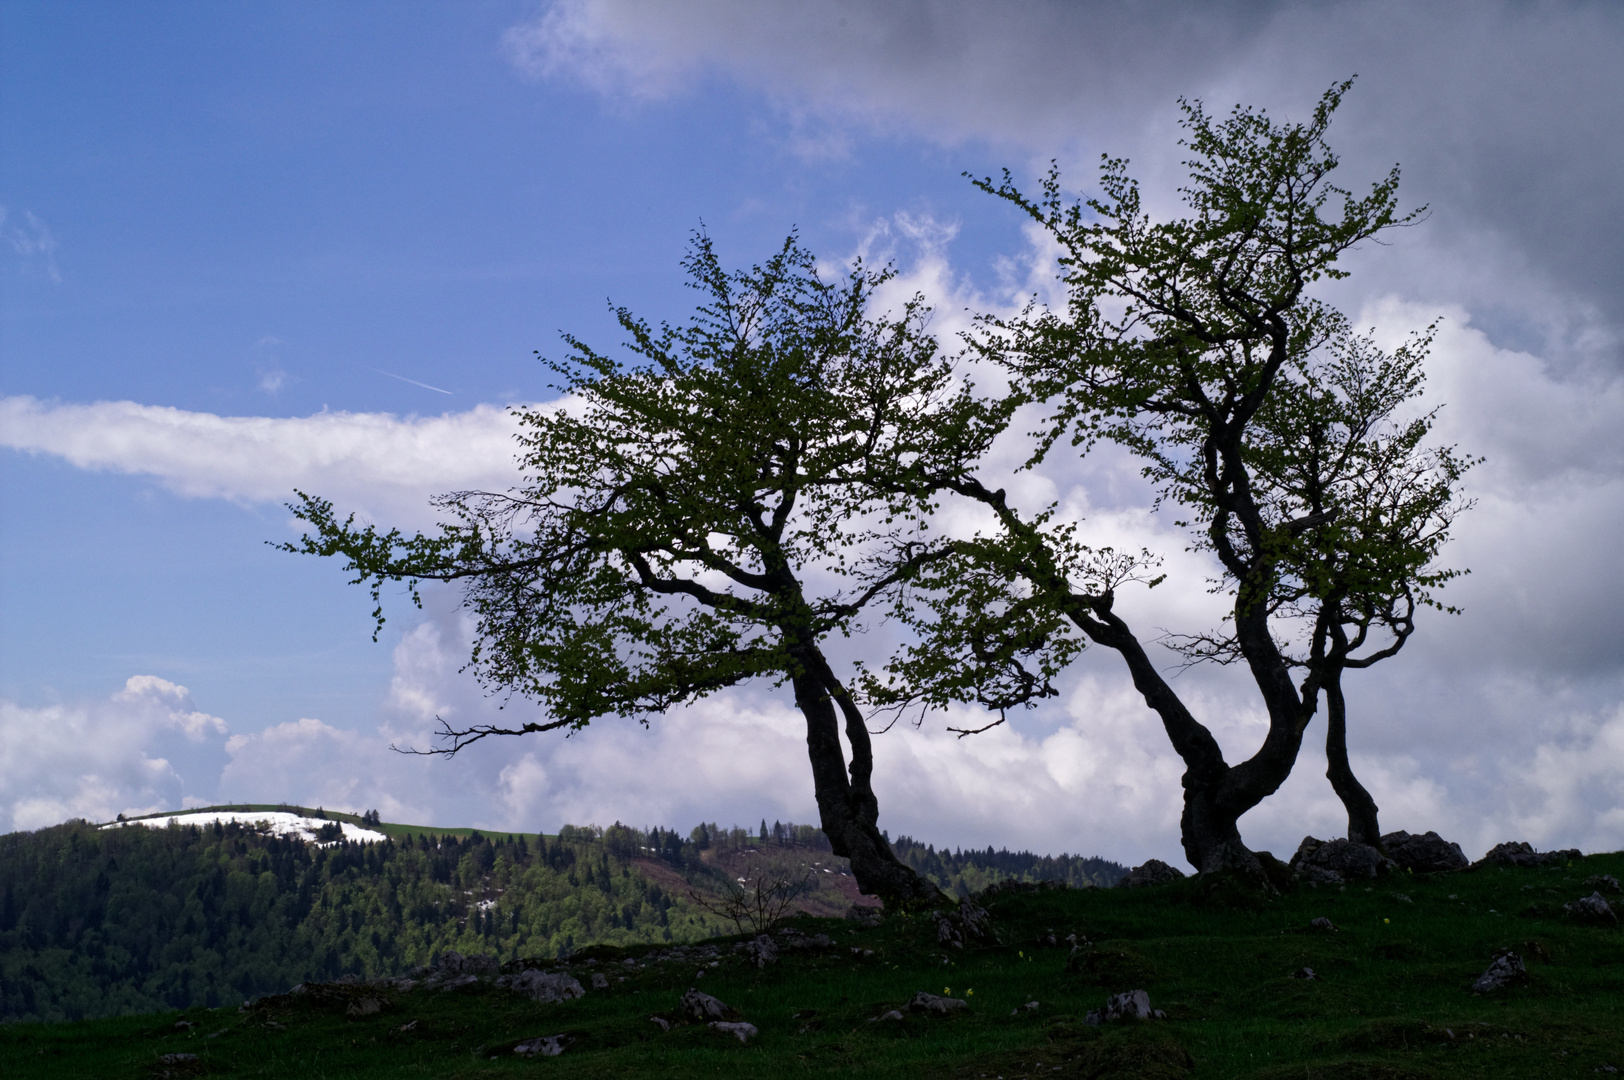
[1380,830,1468,872]
[1290,837,1397,883]
[495,970,585,1004]
[1114,859,1186,889]
[1475,841,1582,868]
[932,901,993,948]
[742,935,779,968]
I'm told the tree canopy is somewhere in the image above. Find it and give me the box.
[283,235,1005,905]
[883,81,1463,878]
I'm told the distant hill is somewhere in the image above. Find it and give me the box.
[0,809,1124,1022]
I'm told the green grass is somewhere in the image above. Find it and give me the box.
[8,851,1622,1078]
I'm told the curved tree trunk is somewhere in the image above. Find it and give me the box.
[791,649,944,909]
[1080,604,1315,878]
[1323,671,1382,846]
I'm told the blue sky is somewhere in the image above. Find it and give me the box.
[4,1,1623,866]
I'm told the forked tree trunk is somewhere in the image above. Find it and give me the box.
[791,649,944,909]
[1084,604,1314,881]
[1323,674,1382,846]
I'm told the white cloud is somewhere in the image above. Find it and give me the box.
[218,716,431,824]
[0,204,61,282]
[0,397,537,527]
[0,676,228,833]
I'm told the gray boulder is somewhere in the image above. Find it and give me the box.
[1476,841,1582,868]
[742,935,779,968]
[1290,837,1396,883]
[513,1036,568,1057]
[1380,830,1469,872]
[708,1021,758,1043]
[1471,950,1526,994]
[680,988,735,1023]
[1114,859,1186,889]
[1584,874,1622,894]
[845,904,883,927]
[1084,989,1166,1025]
[1564,891,1617,924]
[908,991,968,1015]
[496,970,585,1004]
[932,901,993,948]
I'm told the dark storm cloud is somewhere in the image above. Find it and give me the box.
[518,0,1624,361]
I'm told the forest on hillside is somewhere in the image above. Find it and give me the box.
[0,817,1123,1022]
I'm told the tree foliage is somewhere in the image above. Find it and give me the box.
[281,235,1001,904]
[885,81,1462,875]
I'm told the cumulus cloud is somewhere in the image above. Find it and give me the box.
[217,717,432,824]
[0,677,228,832]
[0,397,537,527]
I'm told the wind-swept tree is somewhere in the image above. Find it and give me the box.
[880,82,1440,877]
[1173,319,1474,845]
[281,235,987,907]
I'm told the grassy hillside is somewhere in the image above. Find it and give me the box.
[5,849,1622,1078]
[0,813,1123,1022]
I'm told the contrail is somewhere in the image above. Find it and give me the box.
[373,368,452,395]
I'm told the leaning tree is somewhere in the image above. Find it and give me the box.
[279,235,1004,908]
[1173,317,1475,846]
[878,82,1447,877]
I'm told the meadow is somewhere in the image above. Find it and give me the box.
[7,847,1621,1078]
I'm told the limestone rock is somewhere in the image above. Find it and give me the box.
[513,1035,569,1057]
[496,970,585,1004]
[680,988,735,1023]
[1309,917,1338,931]
[1290,837,1396,883]
[1114,859,1186,889]
[1471,950,1526,993]
[346,997,384,1017]
[1563,891,1617,924]
[932,901,993,948]
[908,991,968,1015]
[743,935,779,968]
[1476,841,1582,868]
[1084,989,1166,1025]
[845,904,883,927]
[1380,830,1469,872]
[590,973,609,990]
[708,1020,758,1043]
[1584,874,1622,894]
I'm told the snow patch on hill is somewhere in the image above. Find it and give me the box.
[101,810,386,845]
